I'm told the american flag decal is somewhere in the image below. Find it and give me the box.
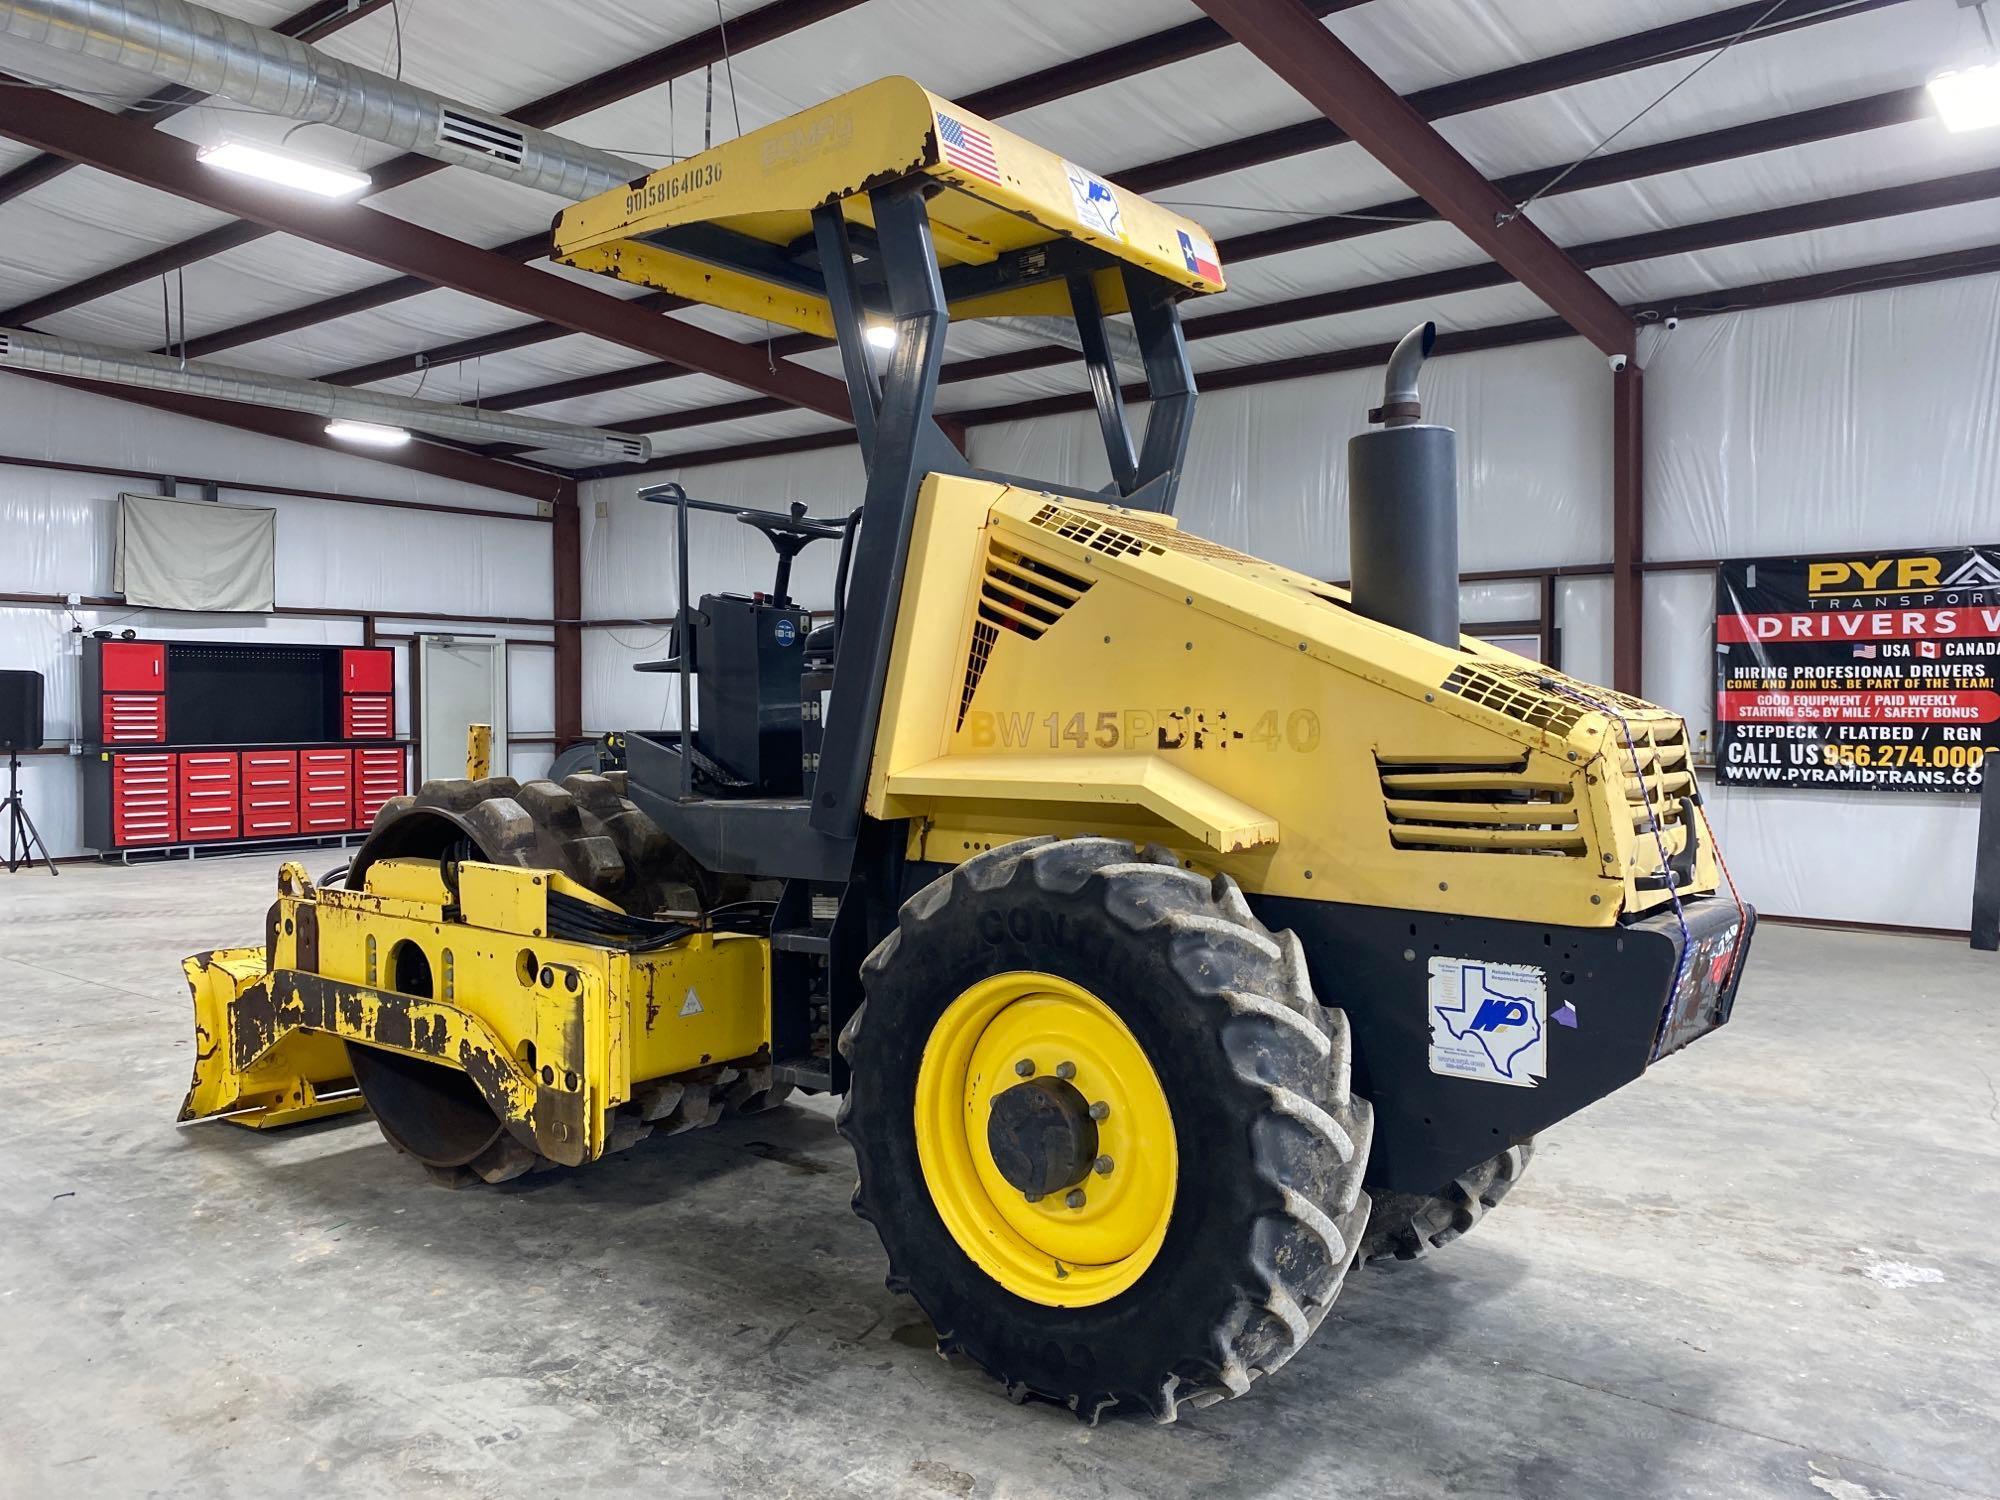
[936,111,1000,184]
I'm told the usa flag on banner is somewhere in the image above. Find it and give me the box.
[936,111,1000,184]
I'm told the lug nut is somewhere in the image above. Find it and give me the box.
[1088,1101,1109,1121]
[1093,1155,1114,1176]
[1065,1189,1087,1209]
[1055,1061,1076,1080]
[1014,1059,1035,1078]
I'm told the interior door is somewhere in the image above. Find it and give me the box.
[418,635,509,783]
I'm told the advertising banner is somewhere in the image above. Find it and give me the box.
[1715,546,2000,792]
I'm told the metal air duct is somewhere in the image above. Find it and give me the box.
[0,327,653,464]
[0,0,637,200]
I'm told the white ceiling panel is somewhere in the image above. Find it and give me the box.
[1596,197,2000,304]
[524,372,757,428]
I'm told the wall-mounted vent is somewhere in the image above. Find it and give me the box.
[956,541,1092,728]
[438,107,528,167]
[1377,754,1586,858]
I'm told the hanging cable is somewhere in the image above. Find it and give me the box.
[1500,0,1792,224]
[714,0,744,139]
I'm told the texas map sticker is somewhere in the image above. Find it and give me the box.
[1427,957,1547,1088]
[1062,159,1124,242]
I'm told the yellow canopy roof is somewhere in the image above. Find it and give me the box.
[549,76,1226,339]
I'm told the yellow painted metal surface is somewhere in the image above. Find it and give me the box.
[550,77,1225,337]
[465,723,492,780]
[180,948,363,1128]
[888,752,1277,853]
[180,861,772,1162]
[865,477,1718,928]
[915,971,1177,1308]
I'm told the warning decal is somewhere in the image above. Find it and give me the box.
[1426,957,1547,1088]
[679,987,704,1018]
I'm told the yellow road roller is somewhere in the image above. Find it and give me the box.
[182,77,1753,1420]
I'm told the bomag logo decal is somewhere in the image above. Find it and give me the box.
[962,708,1321,753]
[1806,553,2000,595]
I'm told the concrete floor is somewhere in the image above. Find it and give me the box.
[1,851,1996,1500]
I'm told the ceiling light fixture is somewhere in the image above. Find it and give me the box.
[325,419,411,448]
[1930,61,2000,132]
[865,323,899,350]
[197,141,372,198]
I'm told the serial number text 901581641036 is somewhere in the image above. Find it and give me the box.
[625,161,723,215]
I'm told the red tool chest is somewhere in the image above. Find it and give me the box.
[80,637,410,852]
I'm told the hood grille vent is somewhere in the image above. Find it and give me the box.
[957,541,1092,728]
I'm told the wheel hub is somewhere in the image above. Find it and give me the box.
[914,971,1178,1308]
[986,1075,1099,1198]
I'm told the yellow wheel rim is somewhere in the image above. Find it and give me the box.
[915,971,1177,1307]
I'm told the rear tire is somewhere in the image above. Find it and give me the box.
[1360,1141,1536,1263]
[839,836,1373,1421]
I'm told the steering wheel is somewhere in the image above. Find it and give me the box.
[735,504,846,549]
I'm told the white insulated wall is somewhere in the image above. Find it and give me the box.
[0,371,557,857]
[579,275,2000,930]
[1642,272,2000,929]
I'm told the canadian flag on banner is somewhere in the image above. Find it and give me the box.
[1918,640,1941,659]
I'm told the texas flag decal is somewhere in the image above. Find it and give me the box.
[1178,228,1222,283]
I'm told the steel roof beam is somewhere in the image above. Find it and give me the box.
[0,84,852,420]
[580,241,2000,477]
[0,0,392,209]
[0,0,866,327]
[1191,0,1631,354]
[470,86,1936,422]
[173,2,1379,368]
[310,1,1909,399]
[11,370,568,498]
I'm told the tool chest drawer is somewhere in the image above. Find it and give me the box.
[101,692,166,743]
[108,753,176,846]
[176,753,239,841]
[352,747,406,828]
[298,749,353,831]
[241,750,299,837]
[341,694,393,739]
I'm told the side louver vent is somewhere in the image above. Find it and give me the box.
[1616,720,1693,878]
[1378,755,1587,858]
[956,541,1092,728]
[601,435,649,463]
[438,107,528,167]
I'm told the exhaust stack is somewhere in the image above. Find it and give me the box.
[1347,322,1460,647]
